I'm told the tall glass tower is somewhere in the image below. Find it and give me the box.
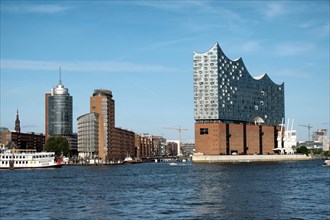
[47,78,73,136]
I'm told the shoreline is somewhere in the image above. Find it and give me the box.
[192,154,313,163]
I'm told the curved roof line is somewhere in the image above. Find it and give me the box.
[193,42,219,54]
[194,42,283,86]
[253,73,284,86]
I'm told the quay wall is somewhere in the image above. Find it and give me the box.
[192,154,313,163]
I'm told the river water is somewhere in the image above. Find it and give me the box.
[0,159,329,219]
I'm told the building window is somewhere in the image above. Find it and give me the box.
[200,128,208,135]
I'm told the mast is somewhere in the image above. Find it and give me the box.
[59,66,62,85]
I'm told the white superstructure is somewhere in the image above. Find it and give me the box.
[0,149,61,169]
[275,119,296,154]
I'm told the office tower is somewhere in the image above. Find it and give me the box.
[77,112,99,159]
[45,77,73,138]
[90,89,115,161]
[194,43,284,155]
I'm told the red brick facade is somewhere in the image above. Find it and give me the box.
[195,122,281,155]
[113,128,135,161]
[90,91,136,162]
[134,134,152,159]
[2,131,45,152]
[246,124,259,154]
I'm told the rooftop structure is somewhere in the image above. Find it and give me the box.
[46,74,73,137]
[193,43,284,126]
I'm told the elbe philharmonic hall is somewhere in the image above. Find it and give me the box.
[193,43,285,155]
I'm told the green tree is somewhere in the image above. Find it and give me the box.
[44,136,70,157]
[296,146,310,156]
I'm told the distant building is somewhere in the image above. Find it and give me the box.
[0,127,9,147]
[152,136,167,157]
[113,127,135,160]
[135,133,153,159]
[312,129,329,151]
[193,43,284,155]
[181,142,195,157]
[297,141,323,152]
[165,141,178,157]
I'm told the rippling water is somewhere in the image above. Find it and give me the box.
[1,160,329,219]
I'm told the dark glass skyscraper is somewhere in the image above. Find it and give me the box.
[47,80,73,136]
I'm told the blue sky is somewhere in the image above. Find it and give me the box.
[1,0,329,142]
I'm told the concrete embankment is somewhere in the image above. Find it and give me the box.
[192,154,313,163]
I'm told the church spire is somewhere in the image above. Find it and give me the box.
[15,109,21,133]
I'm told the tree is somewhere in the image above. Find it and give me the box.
[296,146,310,156]
[44,136,70,157]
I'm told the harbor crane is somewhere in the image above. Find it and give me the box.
[299,124,313,141]
[163,126,188,156]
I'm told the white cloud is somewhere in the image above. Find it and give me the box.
[0,59,181,73]
[263,2,287,18]
[2,4,71,14]
[137,0,241,20]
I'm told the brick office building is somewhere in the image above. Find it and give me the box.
[193,43,284,155]
[78,89,136,163]
[135,134,153,159]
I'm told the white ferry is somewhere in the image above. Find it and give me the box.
[0,149,62,169]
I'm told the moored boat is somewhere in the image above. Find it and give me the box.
[0,149,62,169]
[323,160,330,166]
[123,156,142,164]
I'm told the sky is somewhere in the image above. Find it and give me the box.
[0,0,329,142]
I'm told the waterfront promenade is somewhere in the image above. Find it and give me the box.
[192,153,312,163]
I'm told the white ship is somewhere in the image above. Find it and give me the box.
[0,149,62,169]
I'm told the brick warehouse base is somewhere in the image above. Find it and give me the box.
[195,122,282,155]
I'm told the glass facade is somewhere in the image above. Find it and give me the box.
[194,43,284,126]
[48,83,73,135]
[77,112,99,158]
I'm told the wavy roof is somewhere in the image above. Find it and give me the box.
[194,43,283,86]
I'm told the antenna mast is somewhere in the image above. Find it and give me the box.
[59,66,62,84]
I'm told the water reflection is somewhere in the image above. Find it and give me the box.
[0,160,329,219]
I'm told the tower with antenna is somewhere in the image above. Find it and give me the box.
[45,67,73,137]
